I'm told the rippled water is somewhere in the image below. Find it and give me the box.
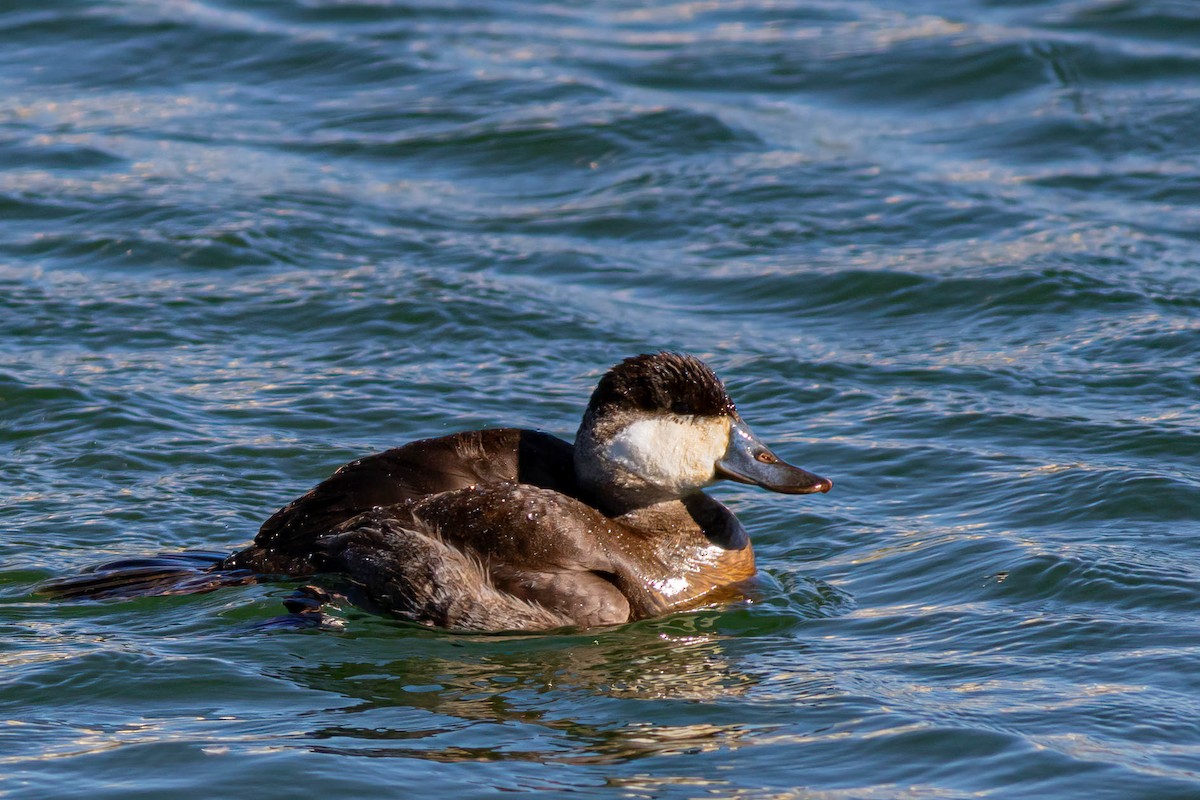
[4,1,1200,797]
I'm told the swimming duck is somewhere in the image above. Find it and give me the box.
[222,352,832,630]
[44,353,831,631]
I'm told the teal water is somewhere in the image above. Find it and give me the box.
[3,1,1200,797]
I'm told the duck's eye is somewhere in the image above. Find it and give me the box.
[671,401,692,415]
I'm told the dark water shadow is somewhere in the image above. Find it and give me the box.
[273,612,782,765]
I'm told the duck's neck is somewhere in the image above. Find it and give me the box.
[611,492,750,551]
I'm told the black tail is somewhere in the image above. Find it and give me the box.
[38,551,257,600]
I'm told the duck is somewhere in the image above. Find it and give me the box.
[44,353,832,632]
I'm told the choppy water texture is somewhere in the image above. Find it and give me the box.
[3,1,1200,797]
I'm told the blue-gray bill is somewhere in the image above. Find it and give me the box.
[715,419,833,495]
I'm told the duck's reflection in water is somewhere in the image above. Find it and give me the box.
[282,616,764,765]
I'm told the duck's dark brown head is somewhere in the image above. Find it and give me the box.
[583,352,737,420]
[575,352,832,507]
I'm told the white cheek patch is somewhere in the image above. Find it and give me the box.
[606,416,732,492]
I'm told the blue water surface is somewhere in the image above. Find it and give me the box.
[3,1,1200,798]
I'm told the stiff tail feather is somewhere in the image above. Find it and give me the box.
[38,551,257,600]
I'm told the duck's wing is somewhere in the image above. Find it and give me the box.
[226,428,577,574]
[316,484,633,631]
[310,507,589,631]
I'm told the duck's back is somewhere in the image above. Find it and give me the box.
[225,428,579,574]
